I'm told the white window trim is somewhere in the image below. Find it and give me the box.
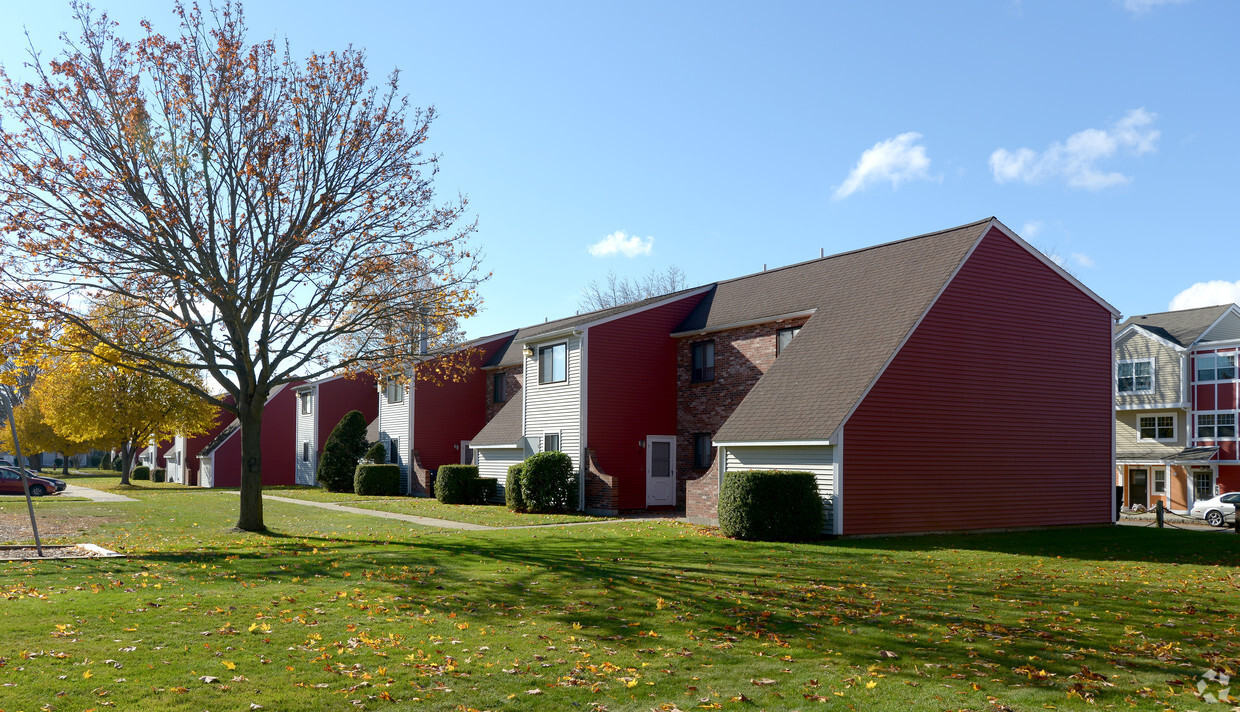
[1193,350,1238,384]
[537,342,569,386]
[1116,358,1155,395]
[299,391,313,415]
[1194,410,1238,441]
[1136,413,1178,443]
[1152,467,1167,496]
[541,430,562,453]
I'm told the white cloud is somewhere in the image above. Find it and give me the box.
[588,230,654,258]
[1170,280,1240,311]
[990,108,1159,190]
[1070,252,1095,269]
[1121,0,1189,15]
[833,132,934,200]
[1021,220,1043,239]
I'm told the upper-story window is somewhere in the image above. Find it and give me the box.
[538,343,567,384]
[299,391,312,415]
[691,341,715,382]
[1138,414,1175,441]
[1196,353,1237,382]
[1197,413,1237,439]
[493,372,507,403]
[1116,359,1153,394]
[385,380,404,403]
[776,327,801,356]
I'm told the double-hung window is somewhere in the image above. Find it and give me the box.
[493,373,507,403]
[539,343,567,384]
[776,327,801,356]
[299,391,312,414]
[302,442,311,463]
[1116,359,1153,393]
[691,341,715,382]
[693,433,713,469]
[1197,413,1237,439]
[386,380,404,403]
[1197,353,1238,381]
[1138,414,1175,441]
[389,438,400,464]
[1153,468,1166,495]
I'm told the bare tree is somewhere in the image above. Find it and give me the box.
[578,266,688,312]
[0,2,483,531]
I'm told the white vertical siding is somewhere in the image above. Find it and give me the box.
[294,387,316,485]
[723,445,835,533]
[523,336,583,473]
[199,456,214,488]
[377,378,412,492]
[164,436,185,484]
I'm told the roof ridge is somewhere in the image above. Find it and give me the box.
[1128,304,1234,319]
[709,217,994,288]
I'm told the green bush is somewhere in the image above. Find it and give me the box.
[132,465,151,481]
[436,464,480,504]
[363,441,387,463]
[520,451,577,513]
[718,470,823,542]
[110,456,122,471]
[506,463,526,512]
[354,464,400,496]
[317,410,369,493]
[151,468,167,483]
[471,477,498,504]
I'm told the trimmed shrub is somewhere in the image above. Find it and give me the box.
[132,465,151,481]
[471,477,498,504]
[520,451,577,513]
[355,464,401,496]
[506,463,526,512]
[151,468,167,483]
[318,410,369,493]
[363,441,387,464]
[718,470,823,542]
[436,464,480,504]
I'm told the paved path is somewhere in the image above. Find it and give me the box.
[61,483,139,503]
[260,493,670,531]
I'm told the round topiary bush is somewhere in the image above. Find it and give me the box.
[505,463,526,512]
[151,467,167,483]
[131,465,151,481]
[718,470,822,541]
[354,463,401,496]
[436,464,479,504]
[317,410,369,492]
[363,441,387,464]
[520,451,577,513]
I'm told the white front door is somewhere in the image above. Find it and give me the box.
[646,436,676,507]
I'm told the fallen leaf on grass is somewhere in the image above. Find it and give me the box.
[750,678,776,686]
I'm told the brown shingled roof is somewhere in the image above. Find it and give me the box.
[712,219,993,443]
[470,397,523,447]
[1117,304,1234,348]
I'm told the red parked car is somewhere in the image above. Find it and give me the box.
[0,467,60,497]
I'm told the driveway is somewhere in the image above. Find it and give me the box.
[60,483,138,503]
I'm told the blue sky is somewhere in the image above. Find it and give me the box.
[3,0,1237,338]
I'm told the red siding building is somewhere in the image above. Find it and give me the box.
[293,373,378,486]
[198,382,304,488]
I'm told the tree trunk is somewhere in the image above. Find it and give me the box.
[32,453,42,471]
[61,454,69,476]
[119,442,132,485]
[235,400,267,532]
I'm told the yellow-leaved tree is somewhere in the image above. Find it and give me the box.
[39,301,218,485]
[0,388,99,475]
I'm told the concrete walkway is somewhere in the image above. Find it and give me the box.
[260,493,671,531]
[61,483,139,503]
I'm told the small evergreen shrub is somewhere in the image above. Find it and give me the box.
[317,411,369,492]
[506,463,526,512]
[355,464,401,496]
[718,470,823,542]
[151,468,167,483]
[470,477,498,504]
[363,441,387,464]
[436,464,480,504]
[520,451,577,513]
[132,465,151,481]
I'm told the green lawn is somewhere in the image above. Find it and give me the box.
[0,483,1236,711]
[265,485,604,527]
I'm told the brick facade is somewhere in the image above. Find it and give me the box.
[677,315,810,520]
[485,366,523,422]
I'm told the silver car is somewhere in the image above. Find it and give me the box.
[1189,492,1240,527]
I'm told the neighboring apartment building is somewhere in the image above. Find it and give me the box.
[196,382,303,487]
[291,373,377,487]
[1114,304,1240,512]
